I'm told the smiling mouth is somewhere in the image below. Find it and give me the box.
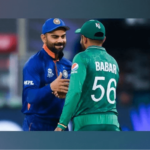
[55,45,63,48]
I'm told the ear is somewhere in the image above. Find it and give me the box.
[85,37,88,44]
[103,36,106,44]
[41,34,46,44]
[80,35,82,44]
[83,36,87,44]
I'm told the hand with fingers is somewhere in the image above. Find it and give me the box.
[52,91,66,99]
[54,127,63,131]
[50,72,69,98]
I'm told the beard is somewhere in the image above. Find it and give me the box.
[81,41,86,51]
[46,40,66,55]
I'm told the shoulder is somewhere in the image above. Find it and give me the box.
[23,50,44,72]
[60,57,72,67]
[109,54,119,66]
[106,53,119,71]
[73,51,88,63]
[73,51,83,60]
[105,51,118,64]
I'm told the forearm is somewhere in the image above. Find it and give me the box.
[57,91,81,130]
[24,84,53,104]
[57,54,87,130]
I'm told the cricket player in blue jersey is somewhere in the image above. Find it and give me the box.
[21,18,72,131]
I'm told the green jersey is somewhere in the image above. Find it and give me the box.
[58,45,119,130]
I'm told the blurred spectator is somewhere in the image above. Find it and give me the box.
[118,91,133,107]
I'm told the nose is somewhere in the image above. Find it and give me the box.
[57,37,64,43]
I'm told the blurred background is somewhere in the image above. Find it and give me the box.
[0,18,149,131]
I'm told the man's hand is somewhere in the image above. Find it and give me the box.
[55,127,63,131]
[53,91,66,99]
[50,72,69,93]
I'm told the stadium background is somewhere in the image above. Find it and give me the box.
[0,18,149,131]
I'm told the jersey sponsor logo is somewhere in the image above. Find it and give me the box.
[62,70,68,78]
[24,80,34,85]
[72,63,78,71]
[71,63,79,74]
[47,68,54,78]
[95,23,101,29]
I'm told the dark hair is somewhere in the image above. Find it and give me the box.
[88,38,104,44]
[83,35,104,44]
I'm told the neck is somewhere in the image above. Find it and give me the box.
[87,43,103,48]
[55,54,59,60]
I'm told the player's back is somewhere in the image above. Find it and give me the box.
[74,45,119,116]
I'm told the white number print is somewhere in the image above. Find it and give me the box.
[107,79,116,104]
[91,77,117,104]
[91,77,105,102]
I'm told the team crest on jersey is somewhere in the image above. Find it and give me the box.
[62,70,68,78]
[53,18,60,25]
[47,68,54,78]
[71,63,79,74]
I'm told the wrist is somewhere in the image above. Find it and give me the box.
[57,123,67,131]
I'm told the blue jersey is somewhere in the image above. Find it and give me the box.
[21,45,72,123]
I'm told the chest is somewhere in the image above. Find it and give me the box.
[41,61,70,85]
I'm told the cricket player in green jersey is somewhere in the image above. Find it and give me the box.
[55,20,120,131]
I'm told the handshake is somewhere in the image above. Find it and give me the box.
[50,72,69,99]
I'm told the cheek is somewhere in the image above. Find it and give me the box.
[46,35,53,42]
[63,38,66,43]
[47,38,55,45]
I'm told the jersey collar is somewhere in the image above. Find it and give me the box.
[43,44,64,61]
[87,45,106,51]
